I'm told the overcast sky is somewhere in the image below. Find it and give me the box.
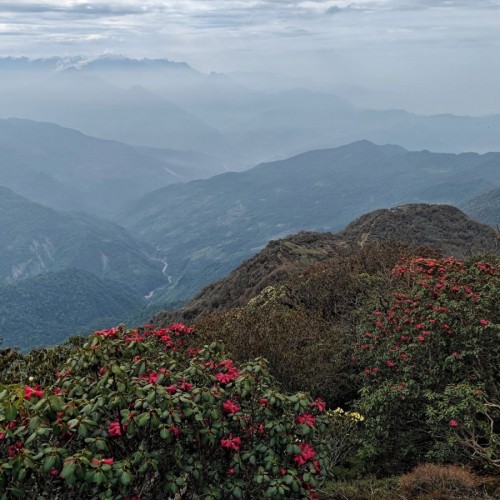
[0,0,499,115]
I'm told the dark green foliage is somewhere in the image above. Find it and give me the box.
[0,336,85,386]
[0,269,144,350]
[355,256,500,473]
[0,324,339,498]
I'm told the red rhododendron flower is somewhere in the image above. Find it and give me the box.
[108,421,126,437]
[259,398,269,406]
[8,441,23,457]
[0,421,15,440]
[50,467,61,477]
[221,434,241,451]
[223,400,240,414]
[168,425,181,437]
[386,360,395,367]
[310,398,326,412]
[141,371,158,384]
[294,443,316,465]
[296,413,316,426]
[479,319,490,326]
[24,385,45,400]
[449,419,459,428]
[226,467,236,475]
[179,380,193,391]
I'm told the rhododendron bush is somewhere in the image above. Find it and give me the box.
[0,323,338,498]
[355,256,500,471]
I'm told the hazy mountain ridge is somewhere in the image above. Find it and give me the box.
[120,141,500,305]
[462,187,500,228]
[0,186,167,294]
[0,118,225,215]
[3,56,500,169]
[152,203,499,327]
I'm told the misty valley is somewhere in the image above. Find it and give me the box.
[0,54,499,499]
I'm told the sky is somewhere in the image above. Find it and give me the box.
[0,0,499,115]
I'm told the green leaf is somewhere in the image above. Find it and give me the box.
[43,455,57,473]
[137,412,150,427]
[119,471,132,486]
[61,461,76,479]
[78,424,88,438]
[24,432,37,446]
[5,405,17,421]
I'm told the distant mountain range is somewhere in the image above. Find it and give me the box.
[119,140,500,305]
[0,186,166,294]
[3,56,500,168]
[153,203,499,328]
[0,118,225,215]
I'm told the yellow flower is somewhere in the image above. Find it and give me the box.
[347,411,365,422]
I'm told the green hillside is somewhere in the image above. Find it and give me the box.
[0,268,144,350]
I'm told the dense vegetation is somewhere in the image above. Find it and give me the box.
[0,324,352,499]
[1,243,498,498]
[154,204,499,327]
[0,269,144,350]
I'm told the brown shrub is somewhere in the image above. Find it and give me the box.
[399,464,481,499]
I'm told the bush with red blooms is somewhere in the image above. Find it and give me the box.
[0,323,336,498]
[355,256,500,472]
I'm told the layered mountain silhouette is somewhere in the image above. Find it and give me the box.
[0,118,224,215]
[3,57,500,169]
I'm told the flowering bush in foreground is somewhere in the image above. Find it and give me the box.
[355,256,500,471]
[0,323,337,498]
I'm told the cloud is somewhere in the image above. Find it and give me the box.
[383,0,500,11]
[0,2,155,17]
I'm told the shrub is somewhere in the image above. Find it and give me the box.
[355,256,500,472]
[399,464,481,499]
[198,242,418,407]
[0,323,340,498]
